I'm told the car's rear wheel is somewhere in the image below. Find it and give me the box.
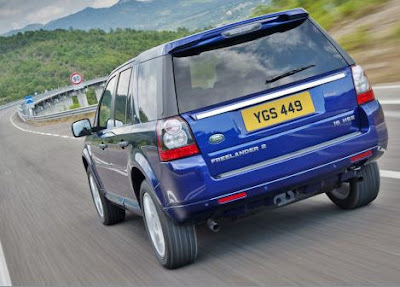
[87,169,125,225]
[327,162,380,209]
[140,181,197,269]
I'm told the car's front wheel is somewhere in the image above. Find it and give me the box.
[327,162,380,209]
[87,169,125,225]
[140,181,197,269]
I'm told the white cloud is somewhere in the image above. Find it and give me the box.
[11,22,20,29]
[90,0,119,8]
[25,6,65,24]
[0,0,120,34]
[0,8,18,16]
[0,0,148,35]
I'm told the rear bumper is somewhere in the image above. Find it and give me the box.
[156,101,388,223]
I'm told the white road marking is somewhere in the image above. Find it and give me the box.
[373,84,400,90]
[0,240,11,286]
[383,111,400,119]
[380,170,400,180]
[9,112,77,140]
[379,100,400,105]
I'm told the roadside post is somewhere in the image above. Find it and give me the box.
[24,95,35,116]
[70,72,88,107]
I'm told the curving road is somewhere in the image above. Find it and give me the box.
[0,86,399,285]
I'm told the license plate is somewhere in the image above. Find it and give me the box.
[241,91,315,132]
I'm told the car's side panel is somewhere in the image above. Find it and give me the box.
[119,122,162,202]
[89,130,119,195]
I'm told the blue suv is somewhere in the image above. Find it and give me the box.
[72,8,388,269]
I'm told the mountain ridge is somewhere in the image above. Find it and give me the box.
[3,0,266,36]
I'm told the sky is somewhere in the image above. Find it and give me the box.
[0,0,120,35]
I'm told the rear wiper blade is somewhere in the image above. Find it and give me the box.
[265,64,315,84]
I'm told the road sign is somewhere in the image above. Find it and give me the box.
[70,72,83,85]
[24,96,35,109]
[24,96,34,104]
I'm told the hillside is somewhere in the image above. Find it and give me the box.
[3,0,265,36]
[330,0,400,84]
[0,29,191,105]
[252,0,400,84]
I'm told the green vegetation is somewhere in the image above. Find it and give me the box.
[0,28,191,105]
[86,88,98,105]
[70,96,80,110]
[251,0,387,30]
[391,23,400,39]
[338,25,370,51]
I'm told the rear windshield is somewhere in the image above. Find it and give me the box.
[173,19,348,113]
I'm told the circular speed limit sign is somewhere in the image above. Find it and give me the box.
[70,72,83,85]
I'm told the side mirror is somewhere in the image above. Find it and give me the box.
[72,119,92,137]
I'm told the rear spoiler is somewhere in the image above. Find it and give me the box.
[165,8,309,54]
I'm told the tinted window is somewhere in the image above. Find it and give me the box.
[173,19,348,113]
[138,58,162,122]
[126,93,133,124]
[126,76,135,125]
[127,67,138,124]
[115,68,132,125]
[98,76,116,128]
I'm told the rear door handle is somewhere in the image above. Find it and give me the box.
[99,143,108,150]
[118,141,129,149]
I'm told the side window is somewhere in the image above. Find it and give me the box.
[114,68,132,126]
[138,58,161,122]
[126,67,138,124]
[126,90,133,124]
[98,76,116,129]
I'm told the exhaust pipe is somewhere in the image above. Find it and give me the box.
[207,218,220,232]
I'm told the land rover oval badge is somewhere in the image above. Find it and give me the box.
[209,133,225,144]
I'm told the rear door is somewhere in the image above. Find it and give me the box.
[172,18,360,177]
[104,66,136,199]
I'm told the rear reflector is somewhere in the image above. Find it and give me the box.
[350,150,373,162]
[218,192,247,204]
[357,90,375,105]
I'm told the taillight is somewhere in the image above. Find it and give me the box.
[157,116,200,161]
[351,65,375,105]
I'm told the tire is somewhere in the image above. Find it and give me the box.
[87,169,125,225]
[327,162,380,209]
[140,181,197,269]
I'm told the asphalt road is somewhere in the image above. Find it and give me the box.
[0,86,399,285]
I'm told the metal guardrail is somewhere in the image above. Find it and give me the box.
[18,105,97,122]
[16,76,106,122]
[32,76,107,105]
[0,100,24,111]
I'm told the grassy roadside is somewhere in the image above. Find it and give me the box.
[251,0,388,31]
[25,112,95,127]
[251,0,400,84]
